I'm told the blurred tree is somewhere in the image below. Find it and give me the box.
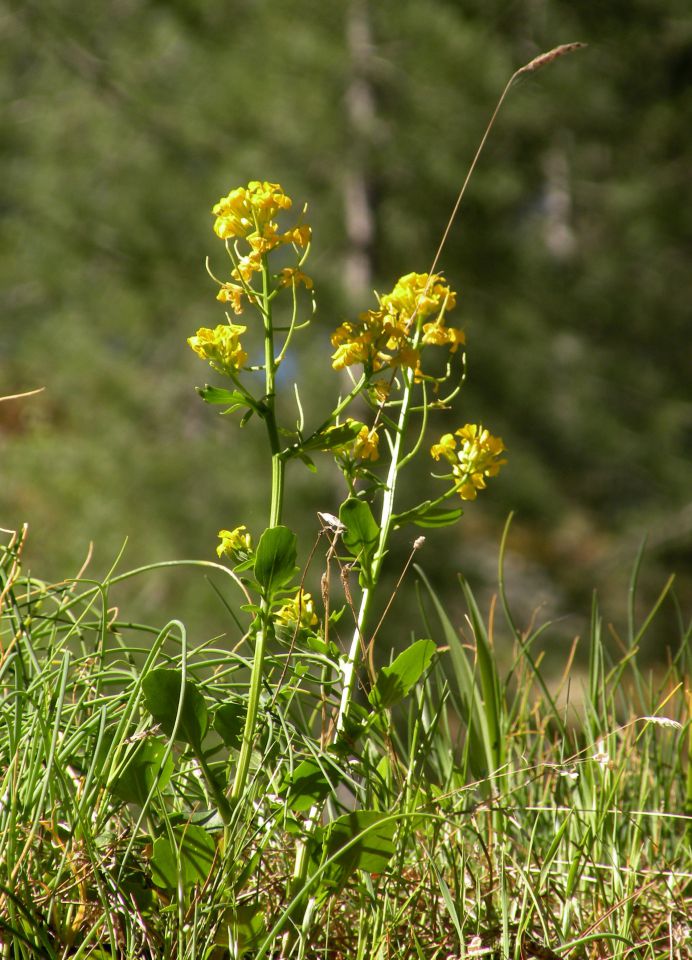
[1,0,690,652]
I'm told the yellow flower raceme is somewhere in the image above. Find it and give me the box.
[217,525,253,561]
[210,182,311,314]
[331,272,459,374]
[275,590,319,629]
[431,424,507,501]
[188,324,248,375]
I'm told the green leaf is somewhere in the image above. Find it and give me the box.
[300,420,364,452]
[197,384,267,416]
[281,758,337,812]
[297,451,317,472]
[150,824,216,894]
[324,810,396,880]
[142,668,208,749]
[369,639,437,710]
[108,737,173,806]
[195,385,250,414]
[197,385,244,405]
[393,501,463,529]
[213,701,246,750]
[416,568,491,784]
[339,498,379,587]
[254,525,298,599]
[225,904,266,954]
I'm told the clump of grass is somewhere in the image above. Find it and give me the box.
[1,523,689,958]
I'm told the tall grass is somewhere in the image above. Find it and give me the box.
[1,522,689,959]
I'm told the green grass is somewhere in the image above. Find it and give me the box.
[1,522,690,959]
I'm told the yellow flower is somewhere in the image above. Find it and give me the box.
[331,324,372,370]
[277,267,314,290]
[421,319,465,352]
[430,433,457,461]
[216,283,245,314]
[217,525,253,561]
[282,224,312,248]
[353,424,380,461]
[246,222,282,256]
[188,324,248,375]
[431,424,507,501]
[275,590,319,628]
[232,250,263,283]
[369,379,391,403]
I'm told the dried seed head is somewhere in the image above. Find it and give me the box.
[516,42,587,78]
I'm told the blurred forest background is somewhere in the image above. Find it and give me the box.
[2,0,691,663]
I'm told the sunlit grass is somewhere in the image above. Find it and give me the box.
[1,523,689,959]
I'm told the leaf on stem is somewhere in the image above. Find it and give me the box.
[197,385,265,417]
[280,758,339,812]
[299,420,365,453]
[369,638,437,709]
[142,668,209,750]
[324,810,397,881]
[213,701,246,750]
[150,824,216,895]
[254,525,298,600]
[392,501,463,529]
[339,498,379,587]
[108,737,174,806]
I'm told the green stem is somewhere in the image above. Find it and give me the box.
[196,746,232,823]
[232,257,284,804]
[335,360,418,732]
[286,369,419,928]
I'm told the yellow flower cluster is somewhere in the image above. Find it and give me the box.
[275,590,319,629]
[331,272,463,375]
[188,324,248,375]
[217,525,253,561]
[211,181,312,314]
[431,424,507,500]
[213,181,292,241]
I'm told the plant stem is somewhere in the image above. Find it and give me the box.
[231,257,283,803]
[335,359,418,733]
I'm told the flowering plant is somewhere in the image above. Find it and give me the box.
[186,177,505,887]
[138,42,584,954]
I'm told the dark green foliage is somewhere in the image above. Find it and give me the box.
[2,1,690,657]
